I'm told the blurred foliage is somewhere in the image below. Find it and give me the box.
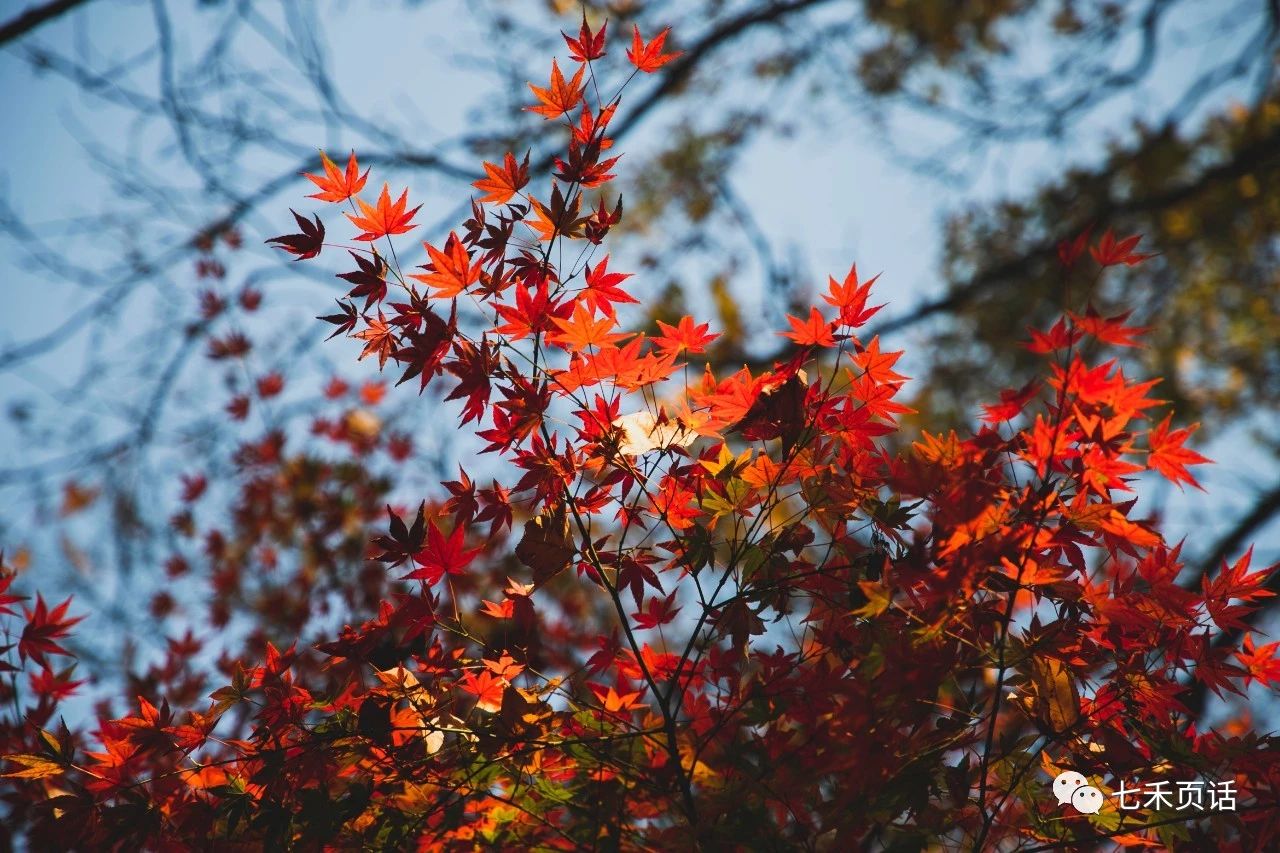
[929,96,1280,431]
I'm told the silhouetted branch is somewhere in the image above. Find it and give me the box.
[0,0,94,47]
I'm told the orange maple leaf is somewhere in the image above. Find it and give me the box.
[354,311,396,369]
[852,336,907,384]
[550,303,630,351]
[410,232,482,298]
[527,59,585,119]
[472,151,530,205]
[304,150,368,203]
[627,25,680,73]
[345,183,421,242]
[652,315,717,356]
[781,307,835,347]
[460,669,505,713]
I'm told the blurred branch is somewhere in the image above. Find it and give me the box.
[1180,481,1280,595]
[608,0,839,148]
[0,0,94,47]
[868,120,1280,338]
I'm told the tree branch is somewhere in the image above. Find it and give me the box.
[0,0,95,47]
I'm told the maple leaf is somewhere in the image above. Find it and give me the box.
[563,17,606,63]
[627,25,680,73]
[406,521,481,585]
[586,193,623,244]
[445,337,498,425]
[304,150,368,203]
[652,315,718,357]
[472,151,530,205]
[514,504,576,584]
[27,660,83,701]
[266,209,325,260]
[526,59,585,119]
[526,187,584,241]
[981,380,1040,423]
[354,311,397,369]
[336,250,387,310]
[1236,633,1280,687]
[1090,229,1156,267]
[1057,227,1092,267]
[613,552,664,609]
[588,682,648,716]
[1147,414,1210,490]
[0,569,25,618]
[1025,318,1082,354]
[781,307,835,347]
[1070,306,1148,348]
[410,232,482,298]
[18,595,83,667]
[346,183,421,242]
[476,480,514,539]
[579,255,638,316]
[371,502,427,567]
[823,264,883,328]
[2,753,65,781]
[494,279,569,340]
[632,591,680,629]
[393,301,457,391]
[1202,548,1276,634]
[852,336,907,384]
[549,303,630,350]
[460,669,505,713]
[317,298,358,340]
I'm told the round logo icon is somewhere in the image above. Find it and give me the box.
[1070,784,1105,815]
[1052,770,1088,806]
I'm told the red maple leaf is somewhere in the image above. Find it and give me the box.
[579,255,638,316]
[266,210,325,260]
[19,595,83,667]
[406,521,482,585]
[823,264,882,328]
[563,17,607,63]
[1236,633,1280,687]
[1147,414,1210,490]
[627,25,680,73]
[1091,229,1156,267]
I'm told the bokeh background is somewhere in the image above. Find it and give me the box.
[0,0,1277,725]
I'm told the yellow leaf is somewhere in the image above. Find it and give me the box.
[853,579,892,618]
[1030,656,1080,733]
[3,753,64,780]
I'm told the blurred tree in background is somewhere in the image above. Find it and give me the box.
[0,0,1276,728]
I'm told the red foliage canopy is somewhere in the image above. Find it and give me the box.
[2,18,1278,851]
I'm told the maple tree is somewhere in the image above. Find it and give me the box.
[2,18,1279,851]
